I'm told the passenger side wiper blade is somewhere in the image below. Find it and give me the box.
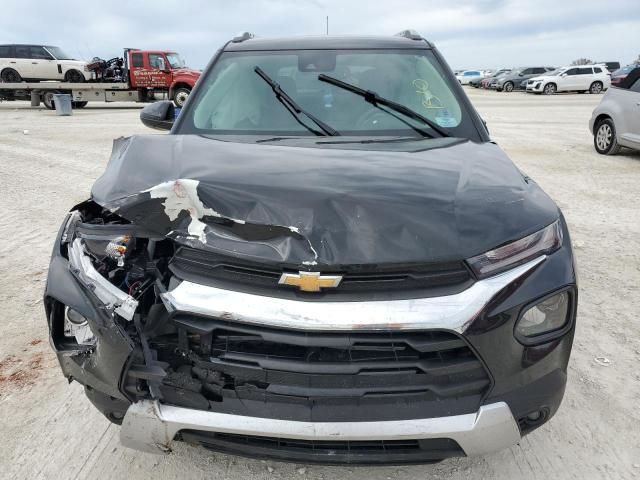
[254,67,339,137]
[318,74,450,138]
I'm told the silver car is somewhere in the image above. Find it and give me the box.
[590,67,640,155]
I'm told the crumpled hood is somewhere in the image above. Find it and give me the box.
[91,135,559,267]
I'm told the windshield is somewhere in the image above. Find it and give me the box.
[166,53,185,69]
[547,68,565,76]
[179,49,480,139]
[45,46,75,60]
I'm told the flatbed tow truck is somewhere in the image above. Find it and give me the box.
[0,48,200,109]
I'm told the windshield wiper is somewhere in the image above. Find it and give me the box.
[254,67,338,137]
[318,74,450,138]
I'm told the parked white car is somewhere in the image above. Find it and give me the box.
[589,67,640,154]
[456,70,483,85]
[0,44,90,83]
[526,65,611,95]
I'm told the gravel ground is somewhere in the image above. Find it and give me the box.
[0,89,639,479]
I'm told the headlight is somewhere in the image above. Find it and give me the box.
[516,291,570,338]
[83,235,135,266]
[68,239,138,320]
[467,220,563,279]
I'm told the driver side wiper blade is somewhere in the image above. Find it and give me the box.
[254,67,339,137]
[318,74,450,138]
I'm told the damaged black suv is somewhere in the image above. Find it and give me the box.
[45,31,577,464]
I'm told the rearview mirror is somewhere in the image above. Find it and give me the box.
[140,101,175,131]
[518,73,524,77]
[561,73,567,77]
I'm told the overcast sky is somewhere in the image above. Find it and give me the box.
[1,0,639,70]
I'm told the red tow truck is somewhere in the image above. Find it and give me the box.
[0,48,201,109]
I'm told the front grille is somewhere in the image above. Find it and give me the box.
[178,430,464,464]
[151,315,492,422]
[168,247,473,298]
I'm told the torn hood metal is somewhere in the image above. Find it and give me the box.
[91,135,559,267]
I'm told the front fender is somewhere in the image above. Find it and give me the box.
[43,216,134,401]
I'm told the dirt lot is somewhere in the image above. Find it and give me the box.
[0,89,639,479]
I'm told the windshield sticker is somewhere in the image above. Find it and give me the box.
[435,108,457,128]
[412,79,444,109]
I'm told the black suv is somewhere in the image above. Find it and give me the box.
[495,66,555,92]
[45,31,577,465]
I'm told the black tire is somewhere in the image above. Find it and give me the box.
[1,68,22,83]
[594,118,622,155]
[64,69,85,83]
[589,81,603,94]
[173,87,191,108]
[503,81,514,92]
[543,83,556,95]
[42,91,58,110]
[72,101,88,108]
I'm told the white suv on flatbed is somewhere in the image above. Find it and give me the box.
[0,44,89,83]
[526,65,611,95]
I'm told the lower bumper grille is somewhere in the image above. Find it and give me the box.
[151,314,491,422]
[179,430,464,464]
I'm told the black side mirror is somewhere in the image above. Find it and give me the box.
[140,101,174,131]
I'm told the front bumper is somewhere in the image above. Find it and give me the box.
[45,212,577,463]
[121,400,520,459]
[526,83,543,92]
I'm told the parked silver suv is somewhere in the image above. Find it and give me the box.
[589,67,640,155]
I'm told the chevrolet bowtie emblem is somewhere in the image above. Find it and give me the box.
[278,271,343,292]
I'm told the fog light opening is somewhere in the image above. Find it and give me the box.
[63,307,96,345]
[518,408,550,434]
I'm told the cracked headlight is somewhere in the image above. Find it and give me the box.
[83,235,135,266]
[467,220,563,279]
[68,239,138,320]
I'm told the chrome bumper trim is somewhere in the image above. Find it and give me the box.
[160,256,545,332]
[120,400,521,456]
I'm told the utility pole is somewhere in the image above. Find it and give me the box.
[326,16,329,35]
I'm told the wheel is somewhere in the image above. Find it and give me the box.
[503,81,514,92]
[1,68,22,83]
[589,81,603,94]
[173,87,191,107]
[42,91,59,110]
[594,118,622,155]
[72,101,88,108]
[543,83,556,95]
[64,69,85,83]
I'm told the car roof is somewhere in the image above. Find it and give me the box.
[224,35,431,51]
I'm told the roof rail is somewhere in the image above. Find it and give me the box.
[231,32,255,43]
[394,29,422,41]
